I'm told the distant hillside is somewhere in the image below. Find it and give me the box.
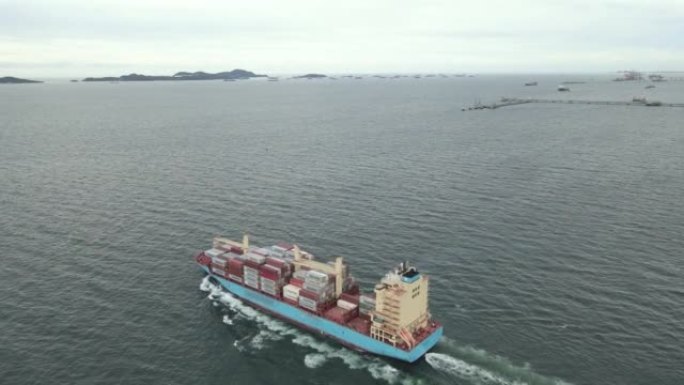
[0,76,42,84]
[83,69,266,82]
[294,73,327,79]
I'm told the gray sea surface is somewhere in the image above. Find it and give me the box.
[1,75,683,385]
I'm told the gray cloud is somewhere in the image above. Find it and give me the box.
[1,0,682,77]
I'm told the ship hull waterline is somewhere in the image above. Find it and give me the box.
[200,266,443,363]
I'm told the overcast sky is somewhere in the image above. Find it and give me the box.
[1,0,683,77]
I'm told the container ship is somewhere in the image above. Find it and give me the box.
[194,235,443,362]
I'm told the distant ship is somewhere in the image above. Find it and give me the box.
[524,82,538,86]
[557,84,570,92]
[195,235,443,362]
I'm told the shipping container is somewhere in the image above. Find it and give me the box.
[228,259,244,276]
[305,270,329,283]
[205,248,225,259]
[251,247,271,256]
[228,274,242,283]
[298,296,318,311]
[340,293,360,305]
[337,299,358,310]
[324,306,355,324]
[284,293,299,302]
[244,253,266,265]
[283,298,298,306]
[283,284,301,295]
[293,270,308,280]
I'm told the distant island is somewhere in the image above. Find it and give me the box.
[0,76,43,84]
[294,73,327,79]
[82,69,266,82]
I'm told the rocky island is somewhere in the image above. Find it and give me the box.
[83,69,266,82]
[294,73,327,79]
[1,76,43,84]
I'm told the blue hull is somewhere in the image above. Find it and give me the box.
[201,267,442,362]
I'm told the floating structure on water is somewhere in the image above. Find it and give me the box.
[195,235,442,362]
[462,97,684,111]
[614,70,643,81]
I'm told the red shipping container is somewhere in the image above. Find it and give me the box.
[345,283,360,295]
[261,264,281,274]
[260,271,279,280]
[340,293,360,305]
[298,288,321,301]
[228,258,244,273]
[260,265,280,279]
[265,256,286,267]
[289,278,304,288]
[243,259,263,269]
[283,298,298,306]
[324,306,353,324]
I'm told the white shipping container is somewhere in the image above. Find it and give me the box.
[305,270,328,282]
[298,296,316,306]
[246,253,266,264]
[284,292,299,300]
[228,274,242,282]
[337,299,357,310]
[303,281,327,292]
[293,270,308,280]
[212,268,226,276]
[283,284,301,295]
[205,248,225,258]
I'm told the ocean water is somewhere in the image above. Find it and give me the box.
[1,75,683,385]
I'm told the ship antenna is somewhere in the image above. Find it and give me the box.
[242,233,250,251]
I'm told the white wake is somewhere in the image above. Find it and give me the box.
[199,276,420,384]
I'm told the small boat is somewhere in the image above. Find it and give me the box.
[524,81,538,86]
[645,84,655,89]
[557,84,570,92]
